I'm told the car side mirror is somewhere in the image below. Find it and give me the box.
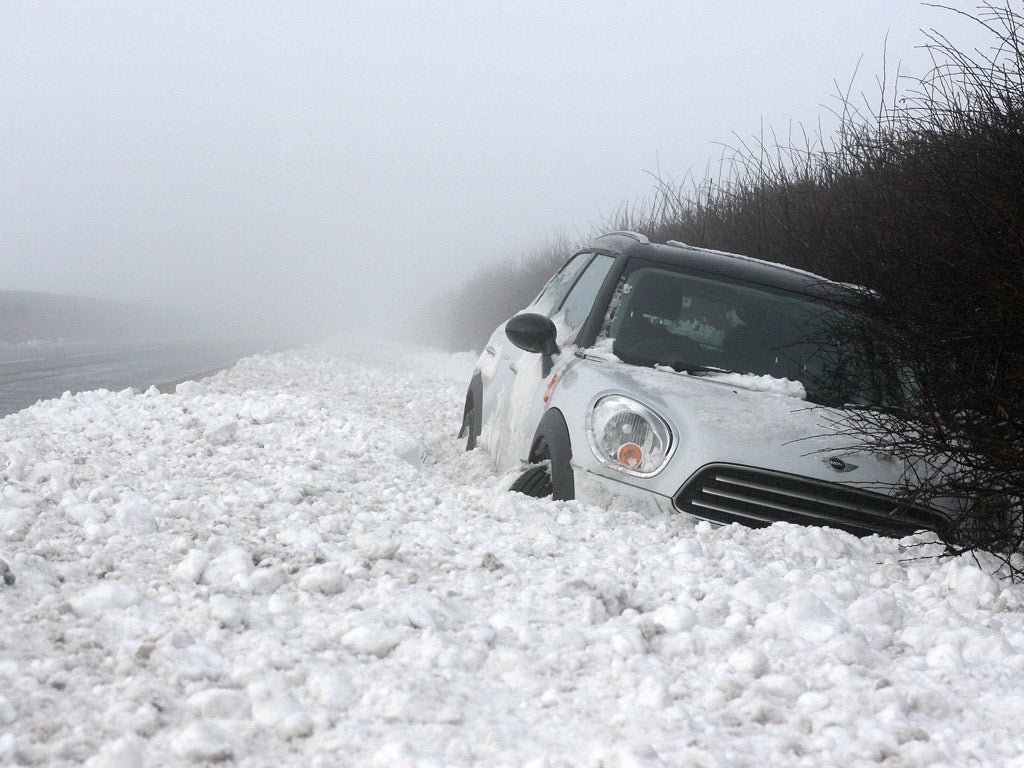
[505,313,560,376]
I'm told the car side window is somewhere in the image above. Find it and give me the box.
[554,254,615,340]
[531,253,594,315]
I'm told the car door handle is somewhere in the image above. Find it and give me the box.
[509,362,518,373]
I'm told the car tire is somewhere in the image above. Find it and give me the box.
[510,464,554,498]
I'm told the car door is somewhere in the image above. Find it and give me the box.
[493,253,617,468]
[478,253,595,457]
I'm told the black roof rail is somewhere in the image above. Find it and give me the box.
[593,231,650,245]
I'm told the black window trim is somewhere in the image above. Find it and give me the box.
[531,251,595,316]
[572,250,630,349]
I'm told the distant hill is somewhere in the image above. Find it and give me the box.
[0,290,193,344]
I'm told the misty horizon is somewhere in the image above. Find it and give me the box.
[1,2,996,347]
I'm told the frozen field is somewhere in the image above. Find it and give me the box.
[1,340,1023,767]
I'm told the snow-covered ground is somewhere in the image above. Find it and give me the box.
[2,340,1024,767]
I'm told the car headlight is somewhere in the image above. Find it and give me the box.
[586,395,674,477]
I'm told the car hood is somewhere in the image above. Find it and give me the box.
[557,354,909,498]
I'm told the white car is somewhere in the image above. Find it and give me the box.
[460,232,951,539]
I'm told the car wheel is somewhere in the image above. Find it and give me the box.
[510,463,554,498]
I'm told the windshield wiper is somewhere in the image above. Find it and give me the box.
[841,402,908,416]
[667,363,744,376]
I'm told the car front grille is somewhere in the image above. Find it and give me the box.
[674,464,950,539]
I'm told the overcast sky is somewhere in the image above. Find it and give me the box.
[0,2,996,342]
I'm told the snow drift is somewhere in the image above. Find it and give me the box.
[1,340,1023,766]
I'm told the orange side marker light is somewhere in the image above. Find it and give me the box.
[542,373,559,403]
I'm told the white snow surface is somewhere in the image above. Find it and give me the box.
[695,371,807,400]
[2,340,1024,767]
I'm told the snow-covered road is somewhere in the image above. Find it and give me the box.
[2,341,1023,767]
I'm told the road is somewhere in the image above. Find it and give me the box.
[0,340,263,416]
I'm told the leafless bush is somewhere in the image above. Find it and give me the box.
[807,3,1023,567]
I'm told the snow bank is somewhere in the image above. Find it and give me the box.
[2,339,1023,766]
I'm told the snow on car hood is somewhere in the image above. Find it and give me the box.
[690,369,807,400]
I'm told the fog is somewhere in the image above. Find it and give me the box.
[0,2,994,344]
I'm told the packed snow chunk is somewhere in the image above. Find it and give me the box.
[795,690,832,715]
[341,625,402,657]
[392,433,425,467]
[276,522,322,546]
[355,534,401,561]
[203,417,239,445]
[636,675,671,709]
[0,507,33,537]
[187,688,251,720]
[172,720,234,762]
[69,582,141,618]
[277,485,305,505]
[113,493,157,534]
[201,546,254,590]
[307,670,355,708]
[609,626,646,656]
[25,458,68,484]
[251,564,287,594]
[847,592,905,630]
[248,681,314,739]
[83,734,145,768]
[962,633,1022,667]
[238,398,274,424]
[755,589,846,644]
[297,563,346,594]
[0,693,16,725]
[208,593,249,628]
[586,741,665,768]
[372,741,416,767]
[175,379,205,397]
[649,603,698,634]
[926,642,965,670]
[728,647,771,678]
[173,549,209,583]
[2,484,41,508]
[944,557,1001,601]
[62,501,107,526]
[489,611,535,645]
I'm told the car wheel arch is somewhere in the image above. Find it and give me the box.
[529,408,575,500]
[459,373,483,450]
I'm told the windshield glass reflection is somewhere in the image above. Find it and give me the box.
[602,266,911,409]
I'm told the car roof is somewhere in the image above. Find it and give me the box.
[588,231,857,301]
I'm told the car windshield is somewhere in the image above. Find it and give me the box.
[600,265,911,409]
